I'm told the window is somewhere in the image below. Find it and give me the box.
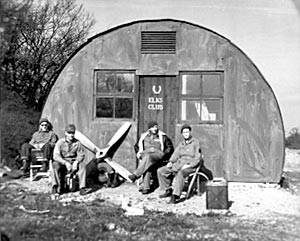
[94,71,135,119]
[180,72,223,123]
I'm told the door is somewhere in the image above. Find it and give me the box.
[138,76,178,141]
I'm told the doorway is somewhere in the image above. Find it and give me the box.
[138,76,178,141]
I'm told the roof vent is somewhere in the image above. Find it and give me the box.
[141,31,176,54]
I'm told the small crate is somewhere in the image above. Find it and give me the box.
[206,177,228,209]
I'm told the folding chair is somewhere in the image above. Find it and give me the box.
[185,159,213,199]
[185,165,209,199]
[29,149,50,181]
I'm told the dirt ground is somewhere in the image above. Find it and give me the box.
[0,149,300,240]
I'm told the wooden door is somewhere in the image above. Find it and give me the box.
[138,76,178,141]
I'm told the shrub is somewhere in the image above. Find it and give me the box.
[285,128,300,149]
[0,85,41,168]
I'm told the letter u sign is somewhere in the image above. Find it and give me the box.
[152,85,162,95]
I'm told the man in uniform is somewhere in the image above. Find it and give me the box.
[20,117,58,173]
[157,124,202,204]
[51,124,92,197]
[129,121,174,194]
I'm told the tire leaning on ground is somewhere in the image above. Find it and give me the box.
[97,161,113,184]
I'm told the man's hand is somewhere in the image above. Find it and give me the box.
[65,162,72,172]
[33,143,45,149]
[181,164,190,170]
[72,161,78,172]
[166,162,173,168]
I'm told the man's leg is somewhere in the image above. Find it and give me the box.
[133,152,163,192]
[51,161,66,194]
[78,162,92,195]
[20,143,33,173]
[40,143,52,171]
[157,166,174,192]
[170,167,194,203]
[77,162,87,189]
[134,152,161,177]
[41,143,52,160]
[143,162,161,192]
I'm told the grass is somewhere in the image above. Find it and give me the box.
[1,179,300,241]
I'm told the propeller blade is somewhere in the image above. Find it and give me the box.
[74,123,133,182]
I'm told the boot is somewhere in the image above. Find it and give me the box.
[20,159,30,174]
[128,174,138,182]
[159,188,172,198]
[168,195,179,204]
[79,187,92,196]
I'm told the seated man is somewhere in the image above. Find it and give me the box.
[129,121,174,194]
[51,124,92,197]
[20,118,58,173]
[157,124,202,204]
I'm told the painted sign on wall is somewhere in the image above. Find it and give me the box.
[148,85,163,110]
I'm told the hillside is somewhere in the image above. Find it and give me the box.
[0,85,41,167]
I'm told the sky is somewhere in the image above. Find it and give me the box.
[77,0,300,135]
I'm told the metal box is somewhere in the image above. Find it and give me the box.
[206,178,228,209]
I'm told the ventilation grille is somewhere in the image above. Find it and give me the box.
[141,31,176,54]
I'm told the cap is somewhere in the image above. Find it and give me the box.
[65,124,76,133]
[39,118,49,125]
[148,121,158,129]
[181,124,192,133]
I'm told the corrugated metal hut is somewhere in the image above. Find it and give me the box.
[42,19,285,183]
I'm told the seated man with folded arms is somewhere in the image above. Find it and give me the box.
[129,121,174,194]
[20,118,58,173]
[51,124,92,197]
[157,124,201,204]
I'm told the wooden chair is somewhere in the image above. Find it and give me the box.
[30,149,50,181]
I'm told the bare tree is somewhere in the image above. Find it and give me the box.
[0,0,95,110]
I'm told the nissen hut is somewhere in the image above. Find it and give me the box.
[42,19,285,183]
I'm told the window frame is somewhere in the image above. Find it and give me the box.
[179,71,224,124]
[93,70,136,120]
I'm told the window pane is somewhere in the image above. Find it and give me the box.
[96,97,113,118]
[182,75,201,95]
[96,73,115,93]
[181,100,201,121]
[116,74,134,93]
[201,99,222,121]
[115,98,133,118]
[203,74,221,95]
[181,99,222,121]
